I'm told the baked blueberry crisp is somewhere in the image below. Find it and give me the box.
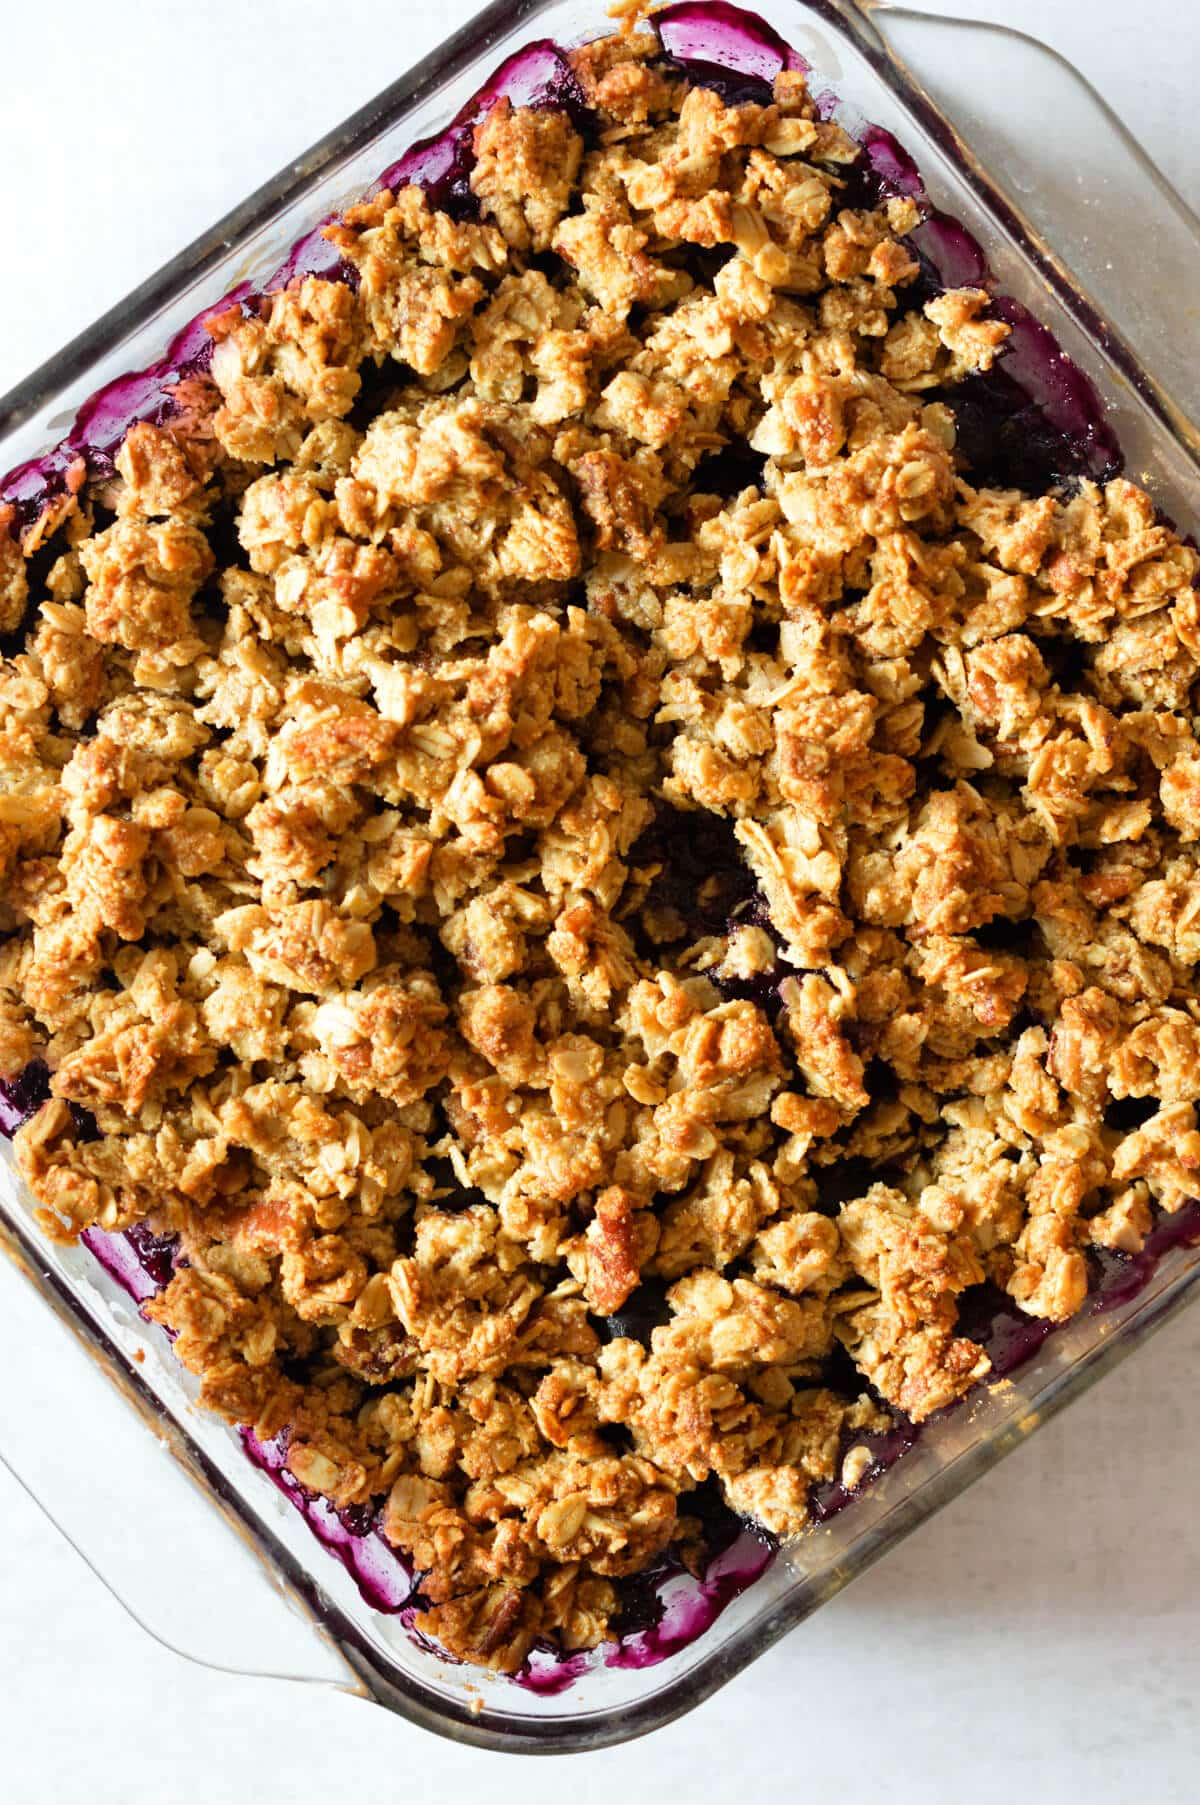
[2,9,1199,1675]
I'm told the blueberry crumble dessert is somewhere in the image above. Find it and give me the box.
[3,10,1200,1678]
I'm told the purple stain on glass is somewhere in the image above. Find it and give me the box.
[607,1531,774,1669]
[956,1282,1056,1378]
[1,37,593,535]
[810,1416,921,1523]
[654,0,808,104]
[80,1223,180,1306]
[240,1430,418,1615]
[810,1208,1200,1525]
[378,41,588,222]
[2,284,253,535]
[515,1511,775,1688]
[515,1644,595,1695]
[9,1087,1200,1693]
[266,223,358,293]
[0,1060,51,1137]
[952,1201,1200,1380]
[0,1079,178,1296]
[258,1398,780,1687]
[825,123,926,215]
[855,124,925,204]
[1088,1200,1200,1313]
[3,0,1121,539]
[0,1061,97,1146]
[124,1221,180,1290]
[908,210,990,291]
[990,296,1121,477]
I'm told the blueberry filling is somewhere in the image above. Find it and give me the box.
[0,1061,51,1138]
[597,1274,674,1346]
[80,1222,181,1305]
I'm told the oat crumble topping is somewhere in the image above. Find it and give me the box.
[3,30,1199,1673]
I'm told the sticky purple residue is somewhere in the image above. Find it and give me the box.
[655,0,808,104]
[1089,1200,1200,1312]
[0,1061,51,1137]
[857,123,925,201]
[3,1104,1199,1691]
[1,284,252,535]
[515,1643,595,1695]
[830,137,1121,488]
[799,85,1121,491]
[657,0,808,76]
[378,122,478,222]
[378,40,588,221]
[810,1416,921,1523]
[67,1190,780,1688]
[266,224,358,294]
[813,1201,1200,1524]
[607,1531,775,1669]
[80,1222,180,1304]
[991,296,1122,475]
[240,1429,418,1614]
[3,0,1121,541]
[0,1069,179,1298]
[956,1200,1200,1382]
[909,209,991,290]
[958,1284,1056,1378]
[514,1521,776,1689]
[0,1063,98,1147]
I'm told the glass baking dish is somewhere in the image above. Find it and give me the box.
[3,0,1200,1754]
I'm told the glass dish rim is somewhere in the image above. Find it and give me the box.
[3,0,1200,1756]
[6,1193,1200,1755]
[3,0,1198,465]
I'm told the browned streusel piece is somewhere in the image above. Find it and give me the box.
[568,28,682,125]
[326,185,506,378]
[471,100,584,253]
[7,30,1200,1675]
[206,276,366,464]
[0,503,29,632]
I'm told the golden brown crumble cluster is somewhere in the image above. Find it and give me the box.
[4,33,1200,1672]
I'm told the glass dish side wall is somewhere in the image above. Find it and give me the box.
[2,0,1200,1754]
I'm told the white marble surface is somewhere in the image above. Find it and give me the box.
[3,2,1200,1797]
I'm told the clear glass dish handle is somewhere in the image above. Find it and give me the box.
[867,3,1200,434]
[0,1250,354,1690]
[4,3,1200,1692]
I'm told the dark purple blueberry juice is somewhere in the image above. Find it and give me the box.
[80,1223,180,1304]
[0,1062,51,1138]
[379,40,589,222]
[240,1431,418,1615]
[655,0,807,105]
